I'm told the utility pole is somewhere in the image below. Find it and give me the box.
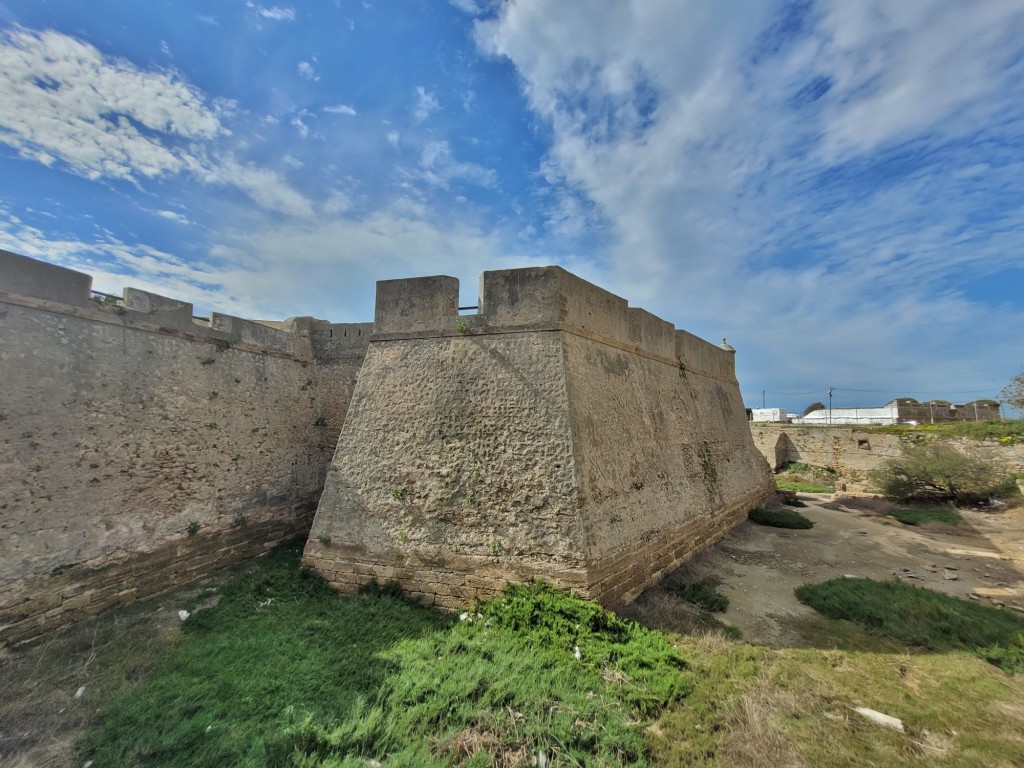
[762,389,766,409]
[827,386,834,426]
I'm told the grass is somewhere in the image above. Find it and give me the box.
[79,541,692,767]
[775,480,834,494]
[886,506,961,526]
[668,579,729,613]
[748,507,814,529]
[856,419,1024,440]
[795,577,1024,673]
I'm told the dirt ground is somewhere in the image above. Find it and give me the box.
[630,494,1024,646]
[2,495,1022,767]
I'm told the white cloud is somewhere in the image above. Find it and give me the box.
[246,3,295,21]
[324,103,357,116]
[474,0,1024,405]
[154,209,191,225]
[413,85,440,122]
[0,27,313,218]
[290,113,309,138]
[418,140,496,189]
[297,61,319,81]
[386,130,400,147]
[450,0,482,15]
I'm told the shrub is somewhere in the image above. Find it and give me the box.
[869,443,1012,504]
[748,507,813,529]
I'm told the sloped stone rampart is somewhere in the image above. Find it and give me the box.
[0,250,370,644]
[305,266,774,608]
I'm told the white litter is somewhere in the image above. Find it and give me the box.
[854,707,905,732]
[74,686,86,699]
[177,609,190,621]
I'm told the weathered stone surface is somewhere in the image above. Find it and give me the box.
[305,266,774,608]
[0,253,370,645]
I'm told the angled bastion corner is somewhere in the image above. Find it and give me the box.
[303,265,774,609]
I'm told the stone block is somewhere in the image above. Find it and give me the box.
[374,275,459,334]
[0,249,92,307]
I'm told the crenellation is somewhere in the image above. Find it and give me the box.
[373,275,459,334]
[0,248,93,307]
[122,287,194,330]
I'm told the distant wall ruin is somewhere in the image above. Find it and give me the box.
[303,267,775,608]
[0,250,370,645]
[751,424,1024,482]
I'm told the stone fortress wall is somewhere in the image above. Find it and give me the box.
[0,250,371,645]
[751,424,1024,483]
[1,251,771,645]
[303,267,775,608]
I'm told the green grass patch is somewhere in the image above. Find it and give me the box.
[795,577,1024,673]
[859,419,1024,440]
[775,480,833,494]
[748,507,814,529]
[668,579,729,613]
[80,541,691,767]
[885,506,961,526]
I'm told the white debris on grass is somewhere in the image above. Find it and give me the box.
[854,707,905,732]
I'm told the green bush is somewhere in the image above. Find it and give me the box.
[869,442,1013,504]
[795,578,1024,673]
[748,507,813,529]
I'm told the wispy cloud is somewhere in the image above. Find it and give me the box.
[246,3,295,22]
[297,60,319,81]
[0,27,313,218]
[413,85,439,122]
[323,103,357,116]
[475,0,1024,402]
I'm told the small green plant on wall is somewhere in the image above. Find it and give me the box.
[186,521,201,535]
[491,539,503,555]
[390,487,406,501]
[316,532,332,546]
[455,318,468,334]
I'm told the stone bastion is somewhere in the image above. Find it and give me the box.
[303,266,774,608]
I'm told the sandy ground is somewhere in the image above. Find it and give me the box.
[661,495,1024,646]
[1,495,1022,766]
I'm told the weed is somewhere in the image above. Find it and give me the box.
[21,431,32,439]
[397,530,408,543]
[780,495,807,507]
[776,480,833,493]
[795,577,1024,673]
[316,532,332,546]
[230,511,247,528]
[89,463,100,469]
[472,465,483,478]
[454,318,468,333]
[199,357,215,366]
[390,487,406,501]
[186,521,201,535]
[205,422,218,430]
[886,506,961,526]
[209,391,219,400]
[28,441,39,449]
[462,493,473,505]
[490,539,503,554]
[313,416,327,427]
[609,514,622,524]
[632,480,645,491]
[0,412,7,421]
[669,579,729,612]
[748,507,814,529]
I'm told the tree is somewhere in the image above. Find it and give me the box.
[1000,371,1024,412]
[802,401,825,416]
[868,443,1013,504]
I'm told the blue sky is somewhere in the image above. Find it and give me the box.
[1,0,1022,414]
